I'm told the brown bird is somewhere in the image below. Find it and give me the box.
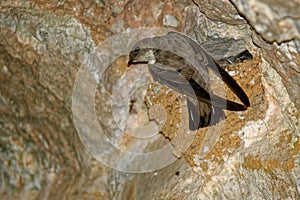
[128,32,250,130]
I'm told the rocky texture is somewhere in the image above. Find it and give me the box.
[231,0,300,43]
[0,0,299,199]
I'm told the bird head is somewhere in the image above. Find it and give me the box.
[128,47,156,66]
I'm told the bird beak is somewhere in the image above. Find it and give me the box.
[128,58,134,67]
[127,53,136,67]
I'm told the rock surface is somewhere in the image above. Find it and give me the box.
[0,0,299,199]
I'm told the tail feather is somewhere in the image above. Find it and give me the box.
[209,106,225,126]
[187,98,225,131]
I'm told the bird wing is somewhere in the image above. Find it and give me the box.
[166,32,250,109]
[211,61,250,107]
[148,63,209,102]
[148,63,247,111]
[148,63,227,129]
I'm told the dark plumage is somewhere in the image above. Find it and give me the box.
[128,32,250,130]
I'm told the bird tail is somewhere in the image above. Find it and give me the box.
[209,105,225,126]
[187,98,225,131]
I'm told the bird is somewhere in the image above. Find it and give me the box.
[127,31,250,131]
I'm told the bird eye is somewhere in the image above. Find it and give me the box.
[133,47,140,53]
[130,47,140,59]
